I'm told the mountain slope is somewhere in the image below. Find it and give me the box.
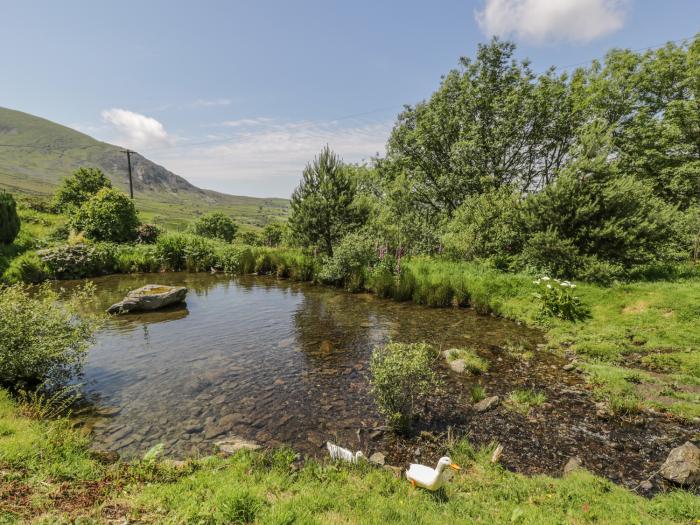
[0,107,289,229]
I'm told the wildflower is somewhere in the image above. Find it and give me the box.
[541,276,550,281]
[546,284,552,289]
[533,280,541,285]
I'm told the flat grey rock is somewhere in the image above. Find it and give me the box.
[107,284,187,314]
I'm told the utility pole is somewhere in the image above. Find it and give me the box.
[121,149,134,199]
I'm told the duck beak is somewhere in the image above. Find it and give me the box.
[450,463,461,471]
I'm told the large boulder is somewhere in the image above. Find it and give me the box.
[659,441,700,486]
[107,284,187,314]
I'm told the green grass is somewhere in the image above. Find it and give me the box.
[445,348,490,374]
[505,389,547,415]
[0,390,697,524]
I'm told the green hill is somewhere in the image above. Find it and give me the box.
[0,107,289,230]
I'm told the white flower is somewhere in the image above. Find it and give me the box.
[541,276,551,281]
[533,280,541,285]
[546,284,552,289]
[570,284,577,288]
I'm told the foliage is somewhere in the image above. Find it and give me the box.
[369,342,439,433]
[192,212,238,243]
[0,191,21,245]
[289,146,364,256]
[261,222,284,247]
[136,223,162,244]
[37,243,117,279]
[318,231,377,290]
[70,188,139,243]
[532,277,587,322]
[442,186,523,266]
[520,124,684,280]
[0,284,102,389]
[238,231,260,245]
[2,251,49,283]
[52,167,112,212]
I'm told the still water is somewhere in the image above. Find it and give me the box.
[70,273,541,459]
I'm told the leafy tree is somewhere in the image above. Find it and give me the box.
[0,191,20,245]
[192,212,238,242]
[382,38,583,227]
[53,167,112,212]
[261,223,284,247]
[521,124,683,279]
[289,146,363,256]
[71,188,139,243]
[238,231,260,246]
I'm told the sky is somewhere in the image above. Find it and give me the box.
[1,1,698,198]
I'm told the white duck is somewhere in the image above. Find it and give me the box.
[326,441,365,463]
[405,456,460,490]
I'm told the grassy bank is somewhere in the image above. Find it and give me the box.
[0,391,697,524]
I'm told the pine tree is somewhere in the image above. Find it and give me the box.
[0,191,20,245]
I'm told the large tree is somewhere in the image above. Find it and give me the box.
[288,146,362,256]
[53,167,112,212]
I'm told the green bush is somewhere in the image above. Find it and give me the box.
[136,223,162,244]
[217,245,255,274]
[3,252,49,283]
[238,231,260,246]
[53,167,112,212]
[369,342,439,433]
[519,229,581,279]
[71,188,139,243]
[318,232,377,290]
[192,212,238,243]
[0,283,102,389]
[261,223,284,247]
[0,192,21,245]
[155,233,189,271]
[37,243,117,279]
[442,186,523,264]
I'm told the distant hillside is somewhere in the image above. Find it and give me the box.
[0,107,289,229]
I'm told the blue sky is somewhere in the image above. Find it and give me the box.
[1,0,698,198]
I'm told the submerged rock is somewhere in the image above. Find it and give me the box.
[107,284,187,314]
[474,396,500,413]
[659,441,700,486]
[215,436,262,456]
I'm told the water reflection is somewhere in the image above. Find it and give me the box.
[62,273,541,459]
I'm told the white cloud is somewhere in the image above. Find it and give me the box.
[101,108,170,149]
[150,117,391,197]
[475,0,628,44]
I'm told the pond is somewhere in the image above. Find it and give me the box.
[68,273,697,490]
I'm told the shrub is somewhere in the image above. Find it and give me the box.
[37,243,117,279]
[183,236,217,272]
[136,223,162,244]
[318,232,377,290]
[53,167,112,212]
[519,229,581,279]
[192,212,238,243]
[3,252,49,283]
[0,283,102,389]
[261,223,284,247]
[238,231,260,246]
[532,276,588,321]
[156,233,189,271]
[0,191,20,245]
[442,186,523,264]
[71,188,139,243]
[369,342,439,433]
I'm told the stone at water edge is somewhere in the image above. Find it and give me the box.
[215,436,262,456]
[659,441,700,486]
[563,456,583,475]
[449,359,466,373]
[107,284,187,314]
[369,452,386,466]
[474,396,499,412]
